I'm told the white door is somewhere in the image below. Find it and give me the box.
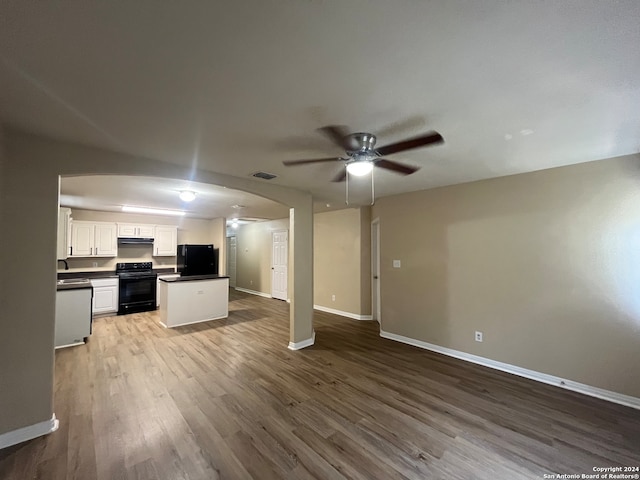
[371,219,381,324]
[271,230,288,301]
[227,236,237,288]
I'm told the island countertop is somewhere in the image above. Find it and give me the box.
[159,274,230,283]
[56,279,93,291]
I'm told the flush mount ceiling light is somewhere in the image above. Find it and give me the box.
[122,205,185,216]
[179,190,196,202]
[231,221,239,229]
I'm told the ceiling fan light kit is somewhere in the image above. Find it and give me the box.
[282,123,444,205]
[346,160,374,176]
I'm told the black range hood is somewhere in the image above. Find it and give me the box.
[118,237,154,245]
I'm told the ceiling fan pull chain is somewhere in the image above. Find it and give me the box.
[370,168,375,206]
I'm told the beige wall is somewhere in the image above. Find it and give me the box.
[235,218,289,294]
[235,208,372,318]
[314,208,371,316]
[63,208,221,271]
[0,129,314,438]
[372,154,640,398]
[210,218,226,275]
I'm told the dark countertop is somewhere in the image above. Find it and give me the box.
[57,267,176,280]
[160,274,230,283]
[57,279,93,291]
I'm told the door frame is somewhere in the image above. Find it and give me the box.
[226,235,237,288]
[271,229,288,301]
[371,218,381,324]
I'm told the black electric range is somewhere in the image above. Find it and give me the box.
[116,262,157,315]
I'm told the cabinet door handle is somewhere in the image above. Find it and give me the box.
[90,247,92,255]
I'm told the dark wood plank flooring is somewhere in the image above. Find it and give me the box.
[1,289,639,479]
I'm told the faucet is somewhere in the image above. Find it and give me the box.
[58,259,69,270]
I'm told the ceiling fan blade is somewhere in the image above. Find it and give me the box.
[331,168,347,182]
[282,157,339,166]
[375,131,444,156]
[375,159,420,175]
[318,125,355,150]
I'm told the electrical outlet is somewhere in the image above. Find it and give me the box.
[331,294,335,302]
[393,260,401,268]
[250,280,253,285]
[475,331,483,342]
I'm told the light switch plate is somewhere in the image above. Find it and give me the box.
[393,260,401,268]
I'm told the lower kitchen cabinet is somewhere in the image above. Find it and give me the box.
[91,278,119,314]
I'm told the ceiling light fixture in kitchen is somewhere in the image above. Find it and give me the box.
[179,190,196,202]
[122,206,185,216]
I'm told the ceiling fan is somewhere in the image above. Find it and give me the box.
[282,125,444,182]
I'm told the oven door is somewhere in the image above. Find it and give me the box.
[118,274,157,315]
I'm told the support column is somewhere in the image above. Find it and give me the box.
[288,199,314,350]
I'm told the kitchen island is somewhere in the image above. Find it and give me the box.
[159,275,229,328]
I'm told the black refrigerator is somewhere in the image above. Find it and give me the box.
[176,244,219,276]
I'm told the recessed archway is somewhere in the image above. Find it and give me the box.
[0,129,314,442]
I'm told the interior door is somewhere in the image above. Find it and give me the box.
[371,219,380,324]
[227,236,237,288]
[271,230,288,301]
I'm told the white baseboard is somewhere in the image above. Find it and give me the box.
[234,287,272,299]
[380,330,640,411]
[0,414,59,449]
[159,315,228,329]
[288,331,316,350]
[314,304,373,321]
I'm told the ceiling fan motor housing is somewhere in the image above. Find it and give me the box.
[349,133,377,153]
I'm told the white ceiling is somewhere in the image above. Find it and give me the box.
[1,1,640,210]
[60,175,291,221]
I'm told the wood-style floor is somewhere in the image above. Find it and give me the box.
[1,289,639,479]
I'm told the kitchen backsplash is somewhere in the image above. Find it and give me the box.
[60,245,176,272]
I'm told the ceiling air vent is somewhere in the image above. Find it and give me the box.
[252,171,277,180]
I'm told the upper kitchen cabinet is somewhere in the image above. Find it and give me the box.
[153,226,177,256]
[57,207,71,260]
[117,223,155,238]
[70,221,117,257]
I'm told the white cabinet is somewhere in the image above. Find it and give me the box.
[91,278,119,315]
[153,226,177,256]
[157,273,181,306]
[70,221,117,257]
[57,207,71,260]
[117,223,155,238]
